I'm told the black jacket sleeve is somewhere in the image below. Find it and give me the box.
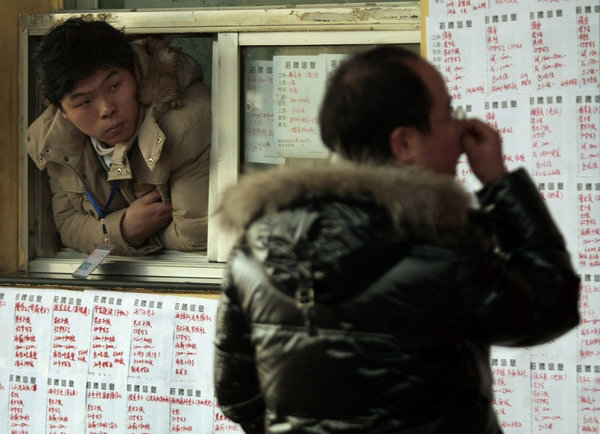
[460,168,580,346]
[214,248,266,434]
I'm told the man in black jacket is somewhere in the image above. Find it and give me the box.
[214,46,580,434]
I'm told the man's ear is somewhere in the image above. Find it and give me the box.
[389,126,418,164]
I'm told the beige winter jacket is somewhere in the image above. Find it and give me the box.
[26,38,211,256]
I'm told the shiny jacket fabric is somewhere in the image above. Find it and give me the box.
[214,164,580,434]
[26,38,211,255]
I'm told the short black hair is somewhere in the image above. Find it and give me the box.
[318,46,433,164]
[35,17,136,108]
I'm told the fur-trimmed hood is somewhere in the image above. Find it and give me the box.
[133,37,203,119]
[218,163,476,243]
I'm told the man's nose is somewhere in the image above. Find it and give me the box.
[99,97,117,118]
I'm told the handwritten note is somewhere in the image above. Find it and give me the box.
[46,374,86,434]
[530,357,577,432]
[578,274,600,362]
[12,291,53,373]
[126,379,171,433]
[169,383,214,434]
[244,60,283,165]
[9,372,47,434]
[128,294,174,380]
[273,55,330,159]
[171,298,218,387]
[428,17,487,101]
[88,292,133,379]
[486,12,533,95]
[576,3,600,89]
[49,290,93,376]
[577,183,600,271]
[577,364,600,433]
[491,348,531,433]
[86,379,127,433]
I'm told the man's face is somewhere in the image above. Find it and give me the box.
[60,67,139,146]
[403,59,464,176]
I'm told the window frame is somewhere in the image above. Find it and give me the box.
[18,3,420,285]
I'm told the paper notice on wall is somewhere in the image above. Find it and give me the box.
[485,10,534,95]
[49,290,94,376]
[245,60,284,165]
[427,16,488,102]
[273,55,330,159]
[576,3,600,89]
[169,382,215,434]
[8,370,48,434]
[530,356,577,433]
[85,378,127,433]
[12,290,54,374]
[128,294,175,381]
[46,374,87,434]
[88,292,134,379]
[490,347,532,433]
[170,297,218,387]
[577,363,600,432]
[126,379,171,433]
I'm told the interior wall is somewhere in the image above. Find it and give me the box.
[0,0,63,274]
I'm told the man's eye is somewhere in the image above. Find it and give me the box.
[110,82,121,91]
[75,100,91,108]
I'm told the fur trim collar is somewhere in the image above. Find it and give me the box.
[218,163,475,237]
[133,37,202,119]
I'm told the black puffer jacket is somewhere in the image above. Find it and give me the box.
[214,164,580,434]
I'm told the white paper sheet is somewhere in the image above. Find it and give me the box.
[575,93,600,177]
[576,3,600,89]
[244,60,284,165]
[46,374,87,434]
[273,55,330,159]
[529,6,578,91]
[576,182,600,272]
[169,382,214,434]
[49,290,94,376]
[427,16,488,101]
[530,92,578,181]
[126,379,171,433]
[8,370,48,434]
[577,363,600,432]
[128,294,175,380]
[490,347,532,433]
[485,10,534,95]
[12,290,54,374]
[85,378,127,433]
[88,292,134,379]
[578,273,600,363]
[530,357,578,433]
[170,298,218,386]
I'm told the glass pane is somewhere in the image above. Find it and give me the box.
[241,44,419,174]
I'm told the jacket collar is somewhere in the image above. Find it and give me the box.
[218,162,475,238]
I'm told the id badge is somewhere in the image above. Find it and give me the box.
[72,244,115,279]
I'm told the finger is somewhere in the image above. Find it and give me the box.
[138,189,163,204]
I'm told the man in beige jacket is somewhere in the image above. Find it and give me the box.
[27,18,211,256]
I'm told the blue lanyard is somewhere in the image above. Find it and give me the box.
[85,181,121,241]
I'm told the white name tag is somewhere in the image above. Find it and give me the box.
[72,244,115,279]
